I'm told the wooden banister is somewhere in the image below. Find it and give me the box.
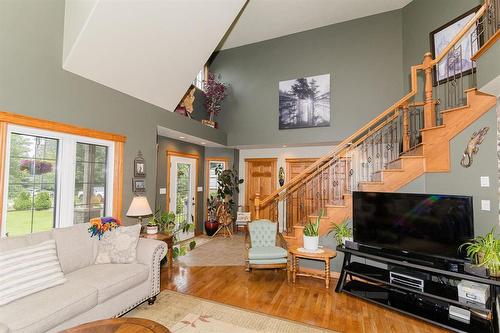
[422,52,436,128]
[431,2,488,66]
[259,64,422,209]
[254,193,260,219]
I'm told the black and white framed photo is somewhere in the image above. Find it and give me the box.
[134,151,146,177]
[279,73,330,130]
[132,178,146,192]
[429,6,481,85]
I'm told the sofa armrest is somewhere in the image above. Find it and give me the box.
[136,238,167,297]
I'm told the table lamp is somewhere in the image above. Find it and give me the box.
[126,196,153,226]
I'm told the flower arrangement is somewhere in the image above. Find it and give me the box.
[203,72,229,122]
[88,217,121,239]
[19,159,53,175]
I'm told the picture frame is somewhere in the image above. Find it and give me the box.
[134,151,146,177]
[132,178,146,192]
[429,6,481,86]
[278,74,331,130]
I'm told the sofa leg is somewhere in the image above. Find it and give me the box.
[148,296,157,305]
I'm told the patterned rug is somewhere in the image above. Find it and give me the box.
[125,290,337,333]
[175,234,246,267]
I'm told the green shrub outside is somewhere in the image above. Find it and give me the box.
[14,192,32,210]
[34,192,51,210]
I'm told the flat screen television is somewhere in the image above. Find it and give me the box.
[352,191,474,261]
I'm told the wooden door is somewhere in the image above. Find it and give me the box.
[245,158,277,220]
[285,158,317,228]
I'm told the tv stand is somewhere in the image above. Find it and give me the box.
[335,246,500,333]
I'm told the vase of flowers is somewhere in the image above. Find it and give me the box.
[203,72,229,127]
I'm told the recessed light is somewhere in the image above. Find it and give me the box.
[201,142,206,145]
[282,145,287,148]
[179,136,185,139]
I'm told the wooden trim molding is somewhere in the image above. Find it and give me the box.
[0,111,126,142]
[113,141,124,220]
[0,111,127,228]
[204,157,231,219]
[471,30,500,61]
[165,151,200,233]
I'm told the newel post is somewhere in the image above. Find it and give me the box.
[254,193,260,220]
[422,52,436,129]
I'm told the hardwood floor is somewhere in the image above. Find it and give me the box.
[161,266,447,333]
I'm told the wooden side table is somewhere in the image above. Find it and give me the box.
[140,232,174,269]
[289,246,337,288]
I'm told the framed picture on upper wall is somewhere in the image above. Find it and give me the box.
[134,151,146,177]
[429,6,481,85]
[278,73,330,130]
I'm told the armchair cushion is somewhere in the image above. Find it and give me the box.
[248,220,277,247]
[248,246,287,260]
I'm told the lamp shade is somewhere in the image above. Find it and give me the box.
[126,196,153,217]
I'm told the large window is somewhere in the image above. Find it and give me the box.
[2,125,114,237]
[193,66,207,91]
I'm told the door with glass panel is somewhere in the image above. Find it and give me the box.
[168,155,197,241]
[3,133,59,236]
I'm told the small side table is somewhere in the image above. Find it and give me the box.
[140,232,174,269]
[289,246,337,288]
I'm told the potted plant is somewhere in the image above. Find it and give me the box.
[205,195,219,236]
[146,219,158,235]
[328,217,353,246]
[303,211,323,251]
[215,166,243,213]
[459,229,500,277]
[203,72,229,128]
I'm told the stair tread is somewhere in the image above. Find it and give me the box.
[420,124,446,132]
[440,104,469,114]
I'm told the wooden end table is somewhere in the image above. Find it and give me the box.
[289,246,337,288]
[61,318,170,333]
[140,232,174,269]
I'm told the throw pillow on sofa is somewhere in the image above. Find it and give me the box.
[95,224,141,264]
[0,239,66,305]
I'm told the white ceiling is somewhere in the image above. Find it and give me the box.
[63,0,246,112]
[219,0,412,50]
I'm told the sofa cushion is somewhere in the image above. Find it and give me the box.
[0,279,97,333]
[0,231,52,252]
[67,263,149,303]
[52,223,96,274]
[249,258,288,265]
[248,246,287,260]
[95,224,141,264]
[0,239,66,305]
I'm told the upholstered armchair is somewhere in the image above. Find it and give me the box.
[245,219,288,272]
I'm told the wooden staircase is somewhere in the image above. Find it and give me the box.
[253,0,499,247]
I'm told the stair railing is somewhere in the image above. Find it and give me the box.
[254,0,495,231]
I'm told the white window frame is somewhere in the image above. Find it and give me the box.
[1,124,115,236]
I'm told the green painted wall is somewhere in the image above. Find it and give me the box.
[477,40,500,91]
[210,10,404,147]
[0,0,227,224]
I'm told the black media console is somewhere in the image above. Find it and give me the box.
[335,246,500,333]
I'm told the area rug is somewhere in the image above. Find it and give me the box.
[175,234,246,267]
[125,290,337,333]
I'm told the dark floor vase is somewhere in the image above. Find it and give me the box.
[205,220,219,236]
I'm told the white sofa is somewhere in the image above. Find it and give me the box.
[0,223,167,333]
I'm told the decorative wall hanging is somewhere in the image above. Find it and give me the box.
[429,6,480,85]
[132,178,146,192]
[174,85,196,119]
[279,167,285,186]
[460,126,489,168]
[134,151,146,177]
[279,74,330,129]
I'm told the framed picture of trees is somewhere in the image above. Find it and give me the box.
[278,74,330,130]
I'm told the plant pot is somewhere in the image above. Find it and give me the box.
[146,225,158,235]
[477,252,500,277]
[341,237,353,246]
[303,235,319,251]
[205,220,219,236]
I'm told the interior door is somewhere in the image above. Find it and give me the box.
[169,155,196,241]
[286,158,317,228]
[245,158,277,220]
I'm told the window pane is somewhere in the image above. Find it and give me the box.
[74,143,107,224]
[5,133,58,236]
